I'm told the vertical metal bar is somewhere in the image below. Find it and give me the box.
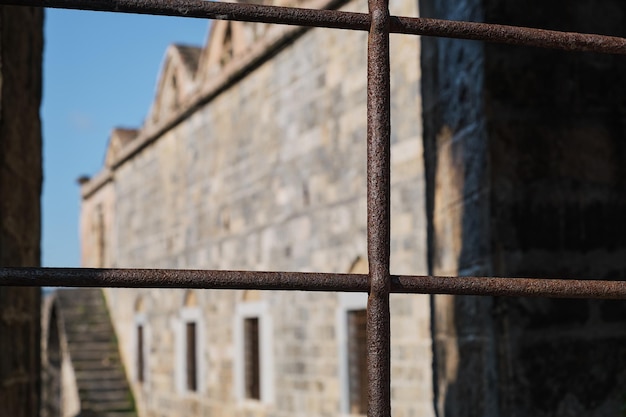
[366,0,391,416]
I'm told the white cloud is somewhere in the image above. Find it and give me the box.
[67,111,95,132]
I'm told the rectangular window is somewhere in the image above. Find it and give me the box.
[348,309,367,415]
[186,322,197,392]
[244,317,260,400]
[137,324,144,383]
[94,203,106,268]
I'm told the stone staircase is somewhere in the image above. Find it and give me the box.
[56,288,137,417]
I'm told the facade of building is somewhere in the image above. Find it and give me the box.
[77,0,626,416]
[79,1,432,417]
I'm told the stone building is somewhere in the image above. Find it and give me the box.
[79,1,431,417]
[75,0,626,416]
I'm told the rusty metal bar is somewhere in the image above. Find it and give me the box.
[3,0,626,54]
[389,17,626,54]
[1,268,368,291]
[4,267,626,299]
[392,275,626,299]
[5,0,370,29]
[366,0,391,416]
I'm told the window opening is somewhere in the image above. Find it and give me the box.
[338,288,368,415]
[177,290,203,394]
[137,324,145,383]
[347,309,367,415]
[235,299,274,404]
[134,296,147,384]
[243,317,260,400]
[43,306,62,417]
[186,321,198,392]
[93,203,106,268]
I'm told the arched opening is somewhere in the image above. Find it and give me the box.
[134,296,145,313]
[42,305,62,417]
[135,296,146,383]
[348,255,368,274]
[179,290,200,392]
[183,290,197,308]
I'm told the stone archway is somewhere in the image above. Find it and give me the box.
[41,305,61,417]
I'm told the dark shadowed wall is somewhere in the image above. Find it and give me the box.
[421,0,626,416]
[0,5,43,417]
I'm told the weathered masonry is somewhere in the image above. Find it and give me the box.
[0,5,43,417]
[3,0,626,417]
[79,1,430,416]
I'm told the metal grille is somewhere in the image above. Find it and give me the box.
[3,1,626,416]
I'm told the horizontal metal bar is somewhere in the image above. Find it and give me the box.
[2,267,368,292]
[2,0,626,54]
[4,267,626,299]
[390,17,626,54]
[394,274,626,299]
[5,0,370,30]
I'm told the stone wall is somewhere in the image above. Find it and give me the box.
[486,2,626,416]
[422,0,626,415]
[82,1,432,417]
[0,5,43,417]
[420,0,498,415]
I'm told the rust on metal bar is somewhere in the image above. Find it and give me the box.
[390,16,626,55]
[3,0,370,30]
[3,267,626,299]
[392,275,626,299]
[366,0,391,416]
[3,0,626,54]
[0,267,368,291]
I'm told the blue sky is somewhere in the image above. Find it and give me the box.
[42,9,209,266]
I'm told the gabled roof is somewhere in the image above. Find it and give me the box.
[197,19,247,79]
[145,43,203,130]
[196,0,319,81]
[174,44,202,74]
[86,0,333,185]
[105,128,138,168]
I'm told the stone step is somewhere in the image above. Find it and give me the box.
[74,368,127,382]
[59,296,105,306]
[57,287,103,297]
[81,399,135,412]
[80,389,133,403]
[57,291,105,306]
[79,413,137,417]
[62,306,108,314]
[54,288,136,416]
[65,322,114,332]
[65,332,118,344]
[64,318,107,326]
[77,379,131,391]
[70,349,120,361]
[81,412,137,417]
[72,362,125,373]
[63,309,108,315]
[67,341,118,351]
